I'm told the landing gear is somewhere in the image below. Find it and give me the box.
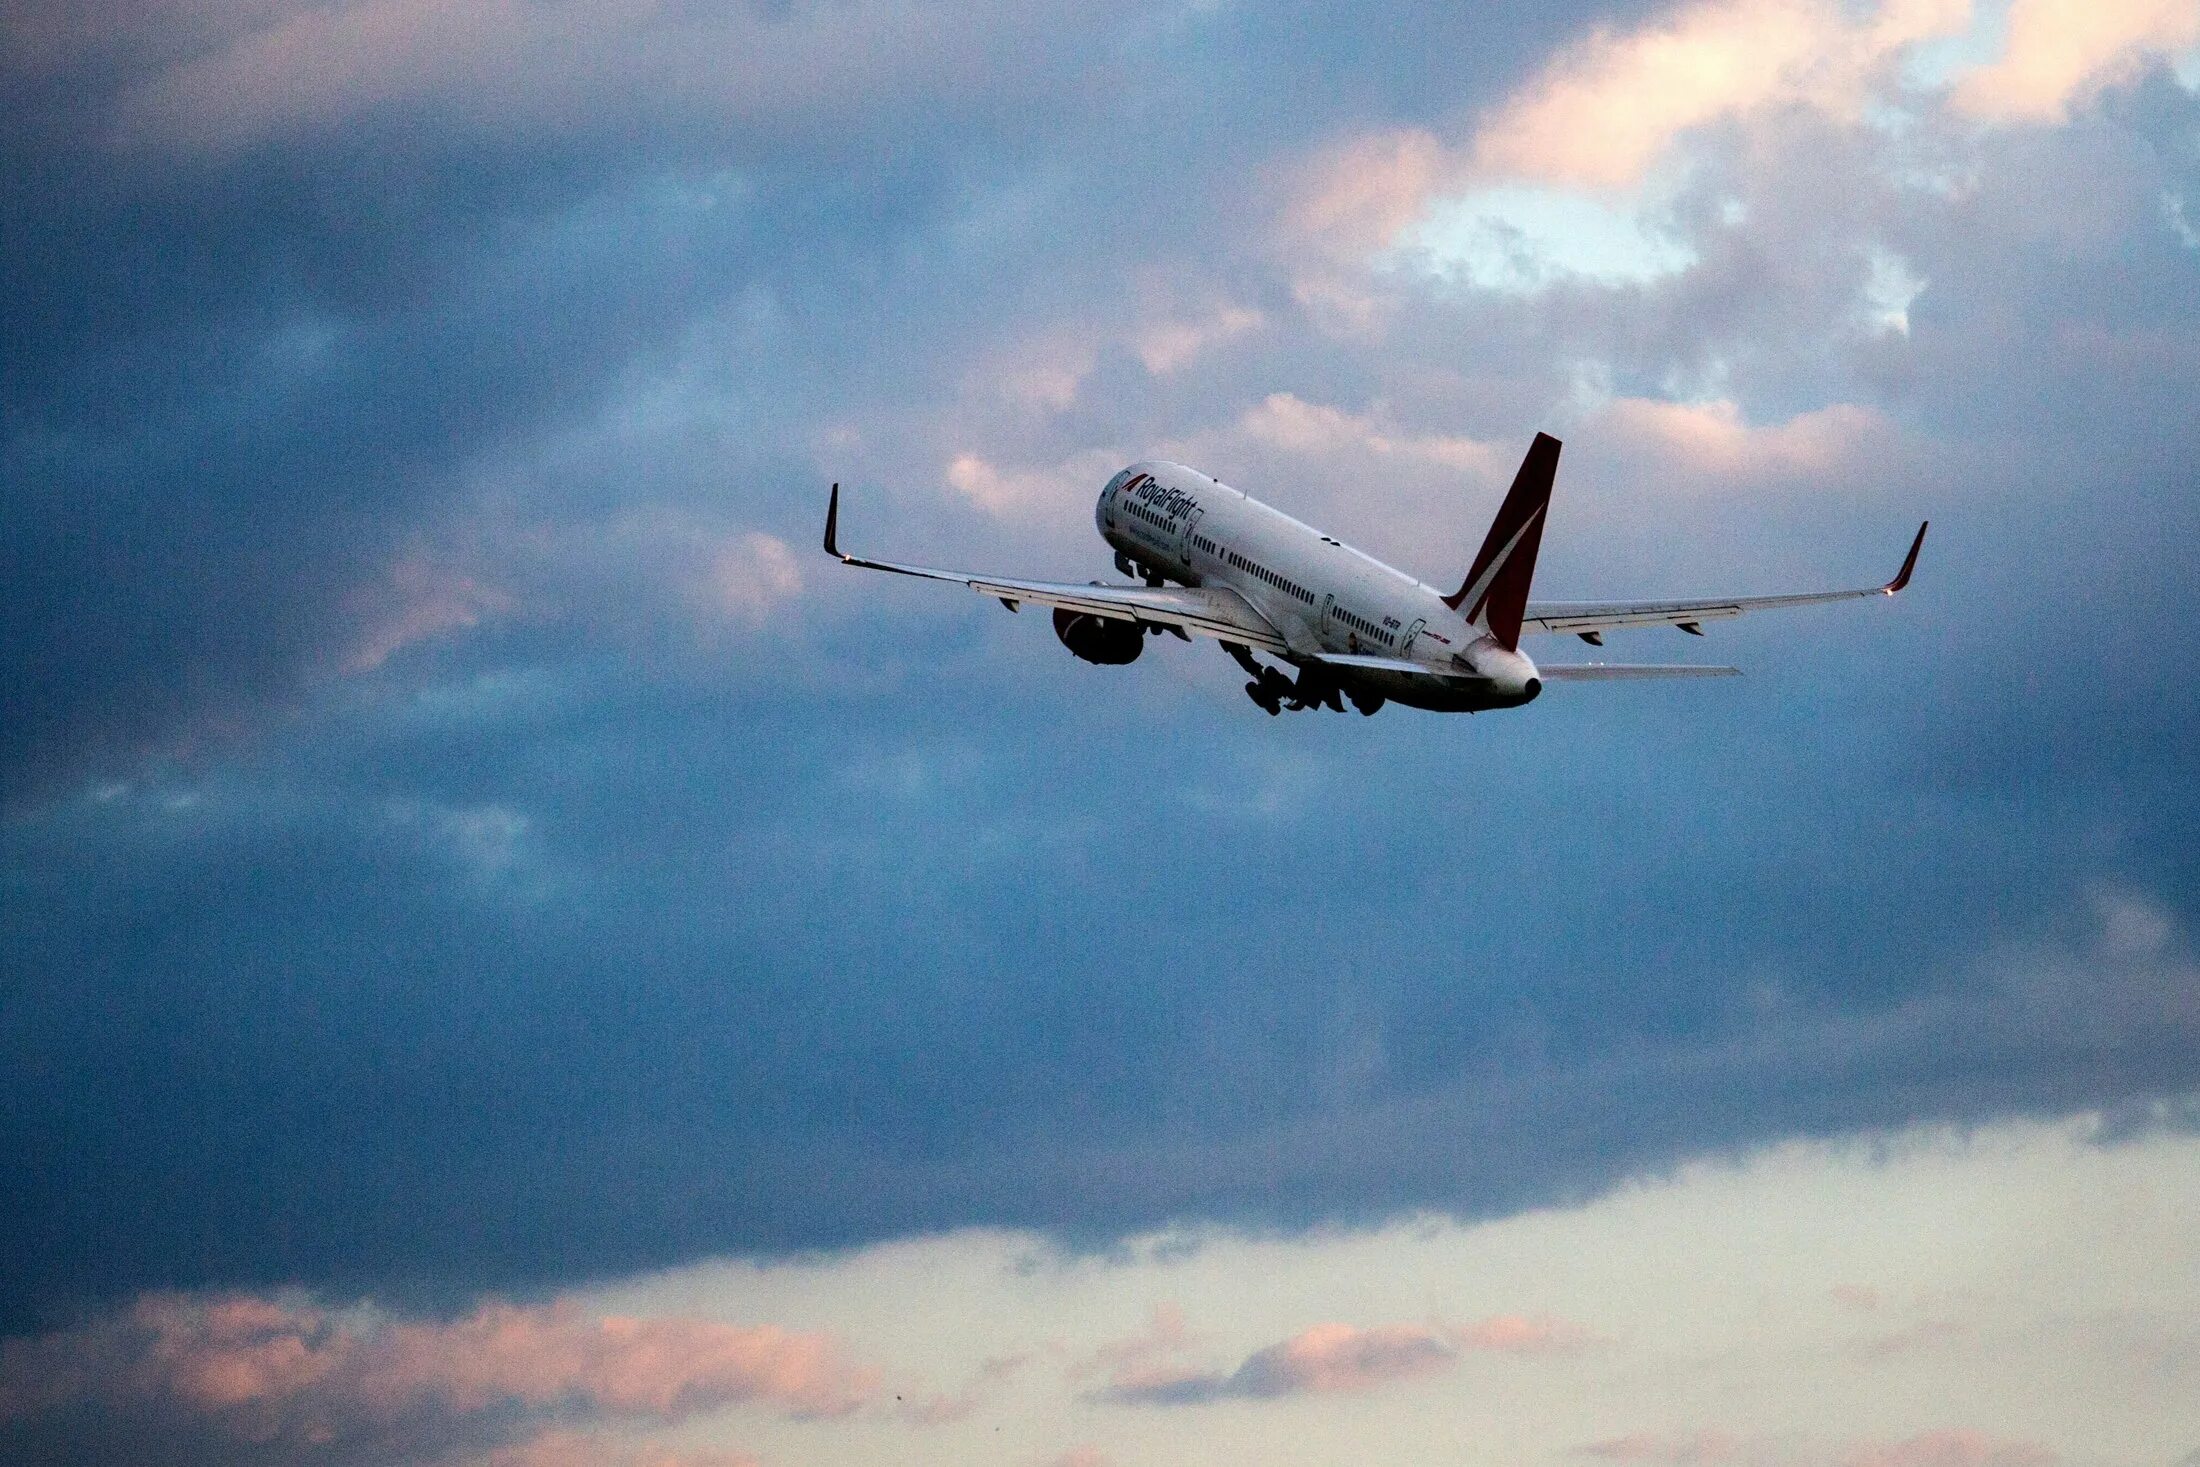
[1113,551,1166,587]
[1224,642,1287,714]
[1242,668,1292,715]
[1284,672,1343,713]
[1222,641,1373,716]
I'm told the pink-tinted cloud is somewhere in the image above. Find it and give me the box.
[107,0,1094,151]
[1134,304,1265,376]
[342,549,516,673]
[1093,1314,1598,1405]
[465,1428,761,1467]
[1041,1447,1116,1467]
[1597,397,1898,483]
[1067,1302,1202,1387]
[355,1300,870,1419]
[897,1349,1032,1425]
[0,1290,873,1460]
[1470,0,1970,188]
[1830,1284,1884,1312]
[1233,1321,1457,1397]
[1284,128,1457,256]
[1449,1314,1602,1355]
[1952,0,2200,122]
[336,506,807,677]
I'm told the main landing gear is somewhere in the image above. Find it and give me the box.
[1222,644,1382,716]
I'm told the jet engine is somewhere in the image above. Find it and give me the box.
[1052,608,1144,665]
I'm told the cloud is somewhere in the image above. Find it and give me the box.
[1842,1430,2059,1467]
[343,551,519,673]
[464,1430,760,1467]
[1594,398,1899,481]
[1951,0,2200,122]
[1471,0,1971,190]
[1040,1449,1114,1467]
[340,509,805,674]
[0,1291,871,1465]
[1282,0,2194,291]
[1226,393,1502,475]
[944,449,1125,518]
[96,0,1119,151]
[1857,1318,1970,1358]
[896,1351,1032,1426]
[1574,1431,2061,1467]
[1829,1284,1882,1312]
[1094,1315,1594,1405]
[1285,129,1457,257]
[1578,1431,1744,1463]
[1134,305,1265,377]
[7,0,2200,1403]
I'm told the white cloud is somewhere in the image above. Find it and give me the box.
[1402,186,1702,294]
[559,1108,2200,1467]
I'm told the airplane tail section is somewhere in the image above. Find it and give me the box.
[1443,432,1559,651]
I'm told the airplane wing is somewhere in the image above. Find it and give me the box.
[1520,522,1927,638]
[823,485,1292,655]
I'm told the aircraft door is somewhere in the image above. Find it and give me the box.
[1400,618,1426,658]
[1178,508,1203,569]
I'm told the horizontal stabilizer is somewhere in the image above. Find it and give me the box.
[1539,663,1740,680]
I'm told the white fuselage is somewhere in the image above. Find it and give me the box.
[1097,461,1541,711]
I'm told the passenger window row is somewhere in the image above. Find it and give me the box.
[1221,548,1315,606]
[1332,605,1391,643]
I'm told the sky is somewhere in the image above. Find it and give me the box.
[2,0,2198,1463]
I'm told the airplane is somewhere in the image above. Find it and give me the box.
[822,433,1927,716]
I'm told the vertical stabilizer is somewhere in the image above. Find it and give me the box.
[1442,432,1559,651]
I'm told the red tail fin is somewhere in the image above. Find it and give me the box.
[1442,432,1559,651]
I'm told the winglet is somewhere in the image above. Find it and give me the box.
[1885,520,1928,594]
[823,483,843,560]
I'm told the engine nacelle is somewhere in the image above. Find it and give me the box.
[1052,608,1145,665]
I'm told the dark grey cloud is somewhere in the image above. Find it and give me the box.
[4,0,2200,1372]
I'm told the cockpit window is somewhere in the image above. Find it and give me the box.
[1102,469,1134,499]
